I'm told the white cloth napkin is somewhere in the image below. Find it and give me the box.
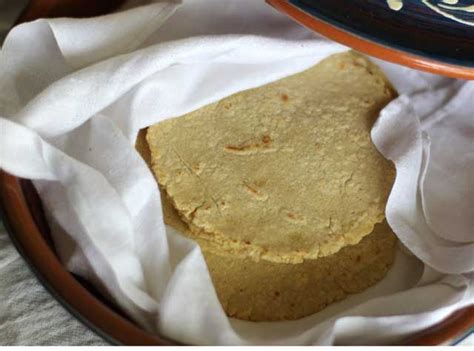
[0,0,472,345]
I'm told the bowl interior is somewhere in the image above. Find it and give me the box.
[0,172,472,345]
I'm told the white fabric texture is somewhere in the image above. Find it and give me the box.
[0,223,106,345]
[0,2,104,345]
[0,0,472,345]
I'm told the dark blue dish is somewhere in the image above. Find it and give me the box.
[269,0,474,79]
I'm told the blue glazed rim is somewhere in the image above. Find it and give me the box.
[453,328,473,345]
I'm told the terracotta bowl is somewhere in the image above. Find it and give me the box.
[1,173,473,345]
[1,0,473,345]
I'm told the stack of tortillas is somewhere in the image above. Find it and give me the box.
[137,52,398,321]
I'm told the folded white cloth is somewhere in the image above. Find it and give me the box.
[0,0,472,345]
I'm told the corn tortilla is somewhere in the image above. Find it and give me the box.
[161,191,396,321]
[146,52,396,263]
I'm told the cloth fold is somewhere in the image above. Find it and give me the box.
[0,0,472,345]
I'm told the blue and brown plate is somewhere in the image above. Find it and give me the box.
[268,0,474,79]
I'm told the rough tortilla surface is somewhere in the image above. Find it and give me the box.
[147,52,396,263]
[136,119,396,321]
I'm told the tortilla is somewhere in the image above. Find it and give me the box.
[161,192,396,321]
[147,51,396,263]
[137,126,396,321]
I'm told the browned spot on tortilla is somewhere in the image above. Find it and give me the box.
[192,163,202,174]
[282,209,307,224]
[224,135,274,155]
[280,93,289,102]
[262,134,272,144]
[245,184,258,194]
[243,182,268,201]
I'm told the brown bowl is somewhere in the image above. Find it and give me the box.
[2,0,472,345]
[0,172,173,345]
[1,173,473,346]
